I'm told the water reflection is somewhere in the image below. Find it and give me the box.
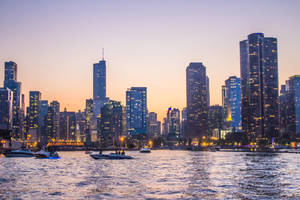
[0,151,300,199]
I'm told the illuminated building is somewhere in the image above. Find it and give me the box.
[59,108,76,141]
[281,76,300,139]
[27,91,41,141]
[223,76,242,132]
[3,61,22,139]
[0,88,13,130]
[240,33,279,140]
[98,100,123,147]
[93,54,109,117]
[208,105,224,138]
[28,91,41,129]
[186,62,209,139]
[126,87,147,136]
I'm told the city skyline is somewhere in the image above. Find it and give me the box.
[1,1,300,122]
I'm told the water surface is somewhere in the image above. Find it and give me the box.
[0,151,299,199]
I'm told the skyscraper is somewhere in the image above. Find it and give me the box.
[126,87,147,136]
[28,91,41,130]
[93,55,108,117]
[0,88,13,130]
[208,105,224,138]
[98,100,123,147]
[147,112,161,138]
[186,62,209,139]
[28,91,41,141]
[165,108,181,140]
[59,108,76,141]
[224,76,242,132]
[283,76,300,139]
[39,100,49,143]
[240,33,279,141]
[3,61,22,139]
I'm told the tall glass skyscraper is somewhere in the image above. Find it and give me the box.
[284,75,300,139]
[240,33,279,140]
[224,76,242,132]
[93,57,108,117]
[126,87,147,136]
[186,62,209,139]
[3,61,22,139]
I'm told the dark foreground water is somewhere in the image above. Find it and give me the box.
[0,151,300,200]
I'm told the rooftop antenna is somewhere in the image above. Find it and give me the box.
[102,48,104,60]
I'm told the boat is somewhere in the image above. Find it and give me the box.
[90,152,133,160]
[34,149,60,159]
[3,149,34,157]
[140,147,151,153]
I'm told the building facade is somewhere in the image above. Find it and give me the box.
[126,87,147,136]
[223,76,242,132]
[240,33,279,141]
[186,62,209,139]
[0,88,13,130]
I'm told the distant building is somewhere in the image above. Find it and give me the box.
[147,112,161,138]
[28,91,41,140]
[208,105,224,138]
[3,61,22,139]
[93,56,108,117]
[281,76,300,139]
[240,33,279,140]
[59,108,76,141]
[223,76,242,132]
[98,100,123,147]
[0,88,13,130]
[38,100,49,143]
[186,62,209,139]
[126,87,147,136]
[181,107,187,138]
[165,108,181,141]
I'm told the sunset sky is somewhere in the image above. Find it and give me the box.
[0,0,299,121]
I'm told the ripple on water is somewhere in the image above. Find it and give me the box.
[0,151,300,200]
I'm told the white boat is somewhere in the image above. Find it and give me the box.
[3,149,34,157]
[140,147,151,153]
[90,152,133,160]
[35,149,59,159]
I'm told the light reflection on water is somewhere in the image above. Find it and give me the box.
[0,151,299,199]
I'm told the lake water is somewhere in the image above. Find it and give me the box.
[0,150,300,200]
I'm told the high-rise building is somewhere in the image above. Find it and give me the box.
[181,107,187,138]
[206,76,210,106]
[126,87,147,136]
[93,56,108,117]
[165,108,181,140]
[0,88,13,130]
[240,33,279,140]
[27,91,41,141]
[3,61,22,139]
[186,62,209,139]
[98,100,123,147]
[147,112,161,138]
[208,105,224,138]
[39,100,49,143]
[28,91,41,129]
[282,76,300,139]
[59,108,76,141]
[224,76,242,132]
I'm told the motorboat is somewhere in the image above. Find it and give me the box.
[35,149,60,159]
[140,147,151,153]
[90,152,133,160]
[3,149,34,157]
